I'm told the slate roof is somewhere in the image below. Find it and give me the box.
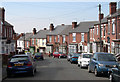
[18,33,33,41]
[31,30,50,39]
[47,25,69,35]
[4,21,13,27]
[69,21,98,33]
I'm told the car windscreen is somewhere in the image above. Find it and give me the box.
[98,54,116,61]
[35,53,42,56]
[83,54,92,58]
[10,56,29,62]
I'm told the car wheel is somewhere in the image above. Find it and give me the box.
[78,64,80,67]
[80,63,82,69]
[30,69,35,76]
[34,68,37,73]
[88,66,92,73]
[7,72,11,77]
[94,68,99,76]
[109,73,114,82]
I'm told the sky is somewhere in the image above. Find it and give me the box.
[0,0,120,33]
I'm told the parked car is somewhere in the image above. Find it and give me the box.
[7,54,37,77]
[78,53,93,68]
[115,53,120,61]
[88,52,118,76]
[25,52,34,59]
[109,64,120,82]
[69,53,81,64]
[53,52,66,58]
[67,53,73,61]
[34,53,44,60]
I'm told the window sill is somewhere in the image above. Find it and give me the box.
[112,33,115,35]
[72,41,76,42]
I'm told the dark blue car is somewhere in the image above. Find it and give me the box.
[34,53,44,60]
[7,54,37,77]
[88,52,118,76]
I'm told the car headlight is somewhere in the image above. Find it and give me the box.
[113,65,117,68]
[98,64,104,67]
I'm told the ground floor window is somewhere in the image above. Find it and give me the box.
[69,45,77,53]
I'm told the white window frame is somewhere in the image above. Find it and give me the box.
[27,41,29,47]
[72,33,76,42]
[58,35,60,42]
[81,33,84,42]
[32,39,34,45]
[112,19,115,34]
[62,35,65,43]
[54,36,56,42]
[108,20,110,34]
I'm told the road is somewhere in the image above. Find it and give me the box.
[4,56,109,81]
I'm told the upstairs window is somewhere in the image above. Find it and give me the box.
[54,36,56,42]
[32,39,34,45]
[72,33,76,42]
[27,42,29,47]
[108,20,110,34]
[49,36,52,42]
[81,33,84,42]
[42,39,44,46]
[97,26,98,35]
[112,19,115,34]
[104,26,106,37]
[62,35,65,43]
[58,35,60,42]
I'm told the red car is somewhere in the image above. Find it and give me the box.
[53,52,67,58]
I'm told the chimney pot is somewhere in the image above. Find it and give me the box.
[109,2,117,15]
[33,28,37,35]
[44,28,47,30]
[61,24,65,26]
[72,22,77,29]
[50,23,54,31]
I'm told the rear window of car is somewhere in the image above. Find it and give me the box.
[54,52,59,54]
[59,52,63,54]
[10,56,29,62]
[98,54,116,61]
[83,54,92,58]
[73,53,80,56]
[35,53,42,56]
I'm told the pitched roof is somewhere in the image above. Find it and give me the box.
[31,30,50,39]
[69,21,98,33]
[109,8,120,18]
[18,33,33,41]
[47,25,69,35]
[59,25,72,35]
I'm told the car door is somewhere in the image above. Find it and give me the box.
[90,54,97,71]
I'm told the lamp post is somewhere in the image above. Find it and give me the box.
[24,33,25,54]
[99,4,102,52]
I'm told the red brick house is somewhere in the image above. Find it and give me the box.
[88,2,120,54]
[69,21,97,53]
[46,23,72,54]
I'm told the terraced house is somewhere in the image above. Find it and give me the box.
[30,28,50,53]
[89,2,120,54]
[69,21,97,53]
[46,23,73,54]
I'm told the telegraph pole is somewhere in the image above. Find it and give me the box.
[99,4,102,52]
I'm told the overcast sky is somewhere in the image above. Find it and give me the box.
[0,0,120,33]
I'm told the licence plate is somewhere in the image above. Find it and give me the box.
[14,64,23,66]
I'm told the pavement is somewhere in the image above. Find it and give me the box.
[3,56,109,81]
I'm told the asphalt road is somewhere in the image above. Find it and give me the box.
[4,56,109,81]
